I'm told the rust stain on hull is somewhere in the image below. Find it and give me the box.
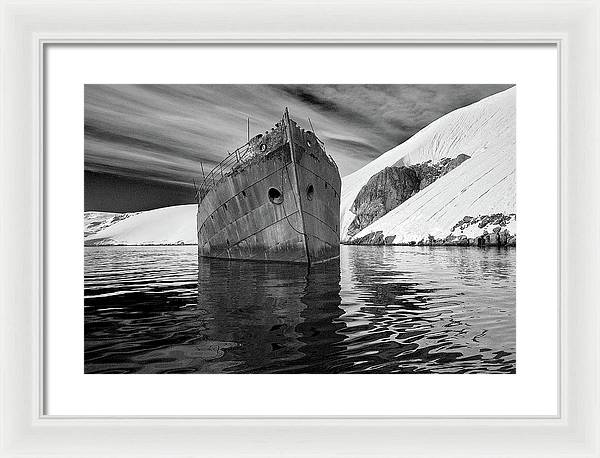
[197,111,341,265]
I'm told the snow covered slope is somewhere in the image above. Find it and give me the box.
[341,87,515,243]
[84,204,197,246]
[84,211,137,238]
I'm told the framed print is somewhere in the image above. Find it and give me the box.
[1,0,599,457]
[46,45,557,418]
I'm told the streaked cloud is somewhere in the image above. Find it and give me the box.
[85,84,513,211]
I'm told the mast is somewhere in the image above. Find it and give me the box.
[283,107,310,264]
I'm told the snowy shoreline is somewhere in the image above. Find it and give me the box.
[342,240,516,248]
[85,243,198,247]
[84,242,514,248]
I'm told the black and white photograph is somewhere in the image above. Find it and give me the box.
[84,84,516,374]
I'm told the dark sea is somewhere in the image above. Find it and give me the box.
[84,245,516,374]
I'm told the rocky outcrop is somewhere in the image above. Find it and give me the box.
[347,167,420,236]
[410,154,471,189]
[345,213,516,247]
[450,213,514,232]
[448,213,516,247]
[347,155,471,236]
[347,231,398,245]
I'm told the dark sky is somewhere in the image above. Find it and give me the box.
[84,84,513,212]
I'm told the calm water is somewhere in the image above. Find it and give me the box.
[84,245,516,374]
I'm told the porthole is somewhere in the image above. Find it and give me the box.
[306,184,314,201]
[268,187,283,205]
[260,143,267,152]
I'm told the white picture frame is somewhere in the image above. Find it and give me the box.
[1,0,598,456]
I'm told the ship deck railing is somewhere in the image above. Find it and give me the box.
[195,130,337,202]
[196,141,253,201]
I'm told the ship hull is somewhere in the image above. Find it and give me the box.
[197,121,341,265]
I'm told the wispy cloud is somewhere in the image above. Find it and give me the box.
[85,84,513,211]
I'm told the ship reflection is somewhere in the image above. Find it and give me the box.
[197,258,345,373]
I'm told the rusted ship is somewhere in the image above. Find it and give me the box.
[196,109,341,265]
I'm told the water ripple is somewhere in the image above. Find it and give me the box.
[85,245,515,373]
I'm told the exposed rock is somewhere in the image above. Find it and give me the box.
[348,231,386,245]
[451,213,514,232]
[384,235,397,245]
[344,213,516,247]
[449,213,516,247]
[409,154,471,190]
[347,166,420,236]
[347,155,471,236]
[450,215,475,233]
